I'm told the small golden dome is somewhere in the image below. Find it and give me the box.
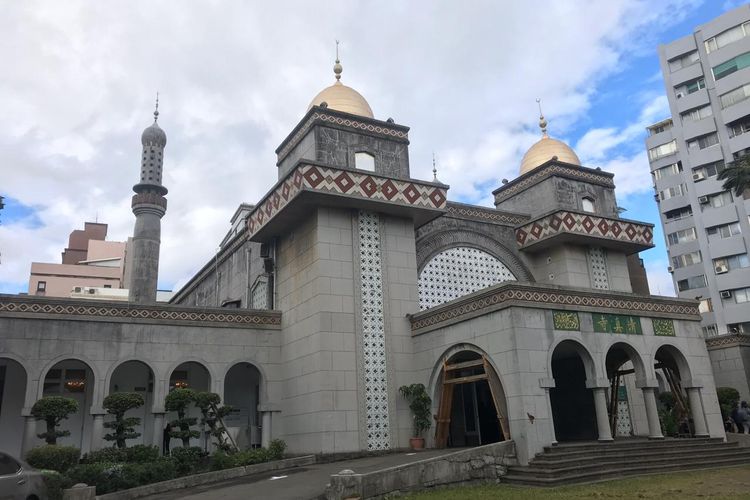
[519,106,580,175]
[307,55,373,118]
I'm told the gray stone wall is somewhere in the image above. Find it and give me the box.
[708,344,750,401]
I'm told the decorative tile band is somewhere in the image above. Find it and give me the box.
[246,164,447,238]
[0,297,281,328]
[409,283,700,333]
[515,210,654,249]
[493,163,615,202]
[593,313,642,335]
[652,318,675,337]
[445,203,529,226]
[705,333,750,349]
[553,310,580,331]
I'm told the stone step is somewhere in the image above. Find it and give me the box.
[533,441,739,463]
[504,457,749,487]
[541,438,724,455]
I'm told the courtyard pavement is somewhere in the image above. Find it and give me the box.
[142,448,455,500]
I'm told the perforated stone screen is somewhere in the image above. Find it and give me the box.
[418,247,516,310]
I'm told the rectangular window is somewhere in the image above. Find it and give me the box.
[686,133,719,151]
[702,324,718,337]
[714,253,750,272]
[734,287,750,303]
[720,83,750,108]
[681,105,713,122]
[668,50,699,72]
[667,227,697,246]
[729,118,750,138]
[728,321,750,333]
[705,22,750,53]
[707,221,742,238]
[712,51,750,80]
[693,160,724,178]
[672,250,702,269]
[658,183,687,201]
[704,191,733,208]
[677,274,706,291]
[653,162,682,180]
[36,281,46,292]
[648,140,678,161]
[665,206,693,222]
[648,121,673,135]
[698,298,713,313]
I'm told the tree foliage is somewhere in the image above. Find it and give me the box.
[193,391,234,453]
[399,383,432,437]
[165,388,199,447]
[717,386,740,421]
[717,156,750,198]
[31,396,79,445]
[103,392,145,449]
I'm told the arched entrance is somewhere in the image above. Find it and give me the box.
[224,363,262,449]
[41,359,95,451]
[0,358,27,455]
[550,340,597,441]
[605,343,647,438]
[108,361,155,446]
[434,351,508,448]
[654,345,703,437]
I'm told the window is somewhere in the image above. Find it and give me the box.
[734,287,750,304]
[354,152,375,171]
[712,51,750,80]
[668,51,699,72]
[581,197,595,213]
[705,21,750,53]
[653,162,682,180]
[667,227,697,246]
[648,140,677,161]
[648,121,673,135]
[704,191,733,208]
[677,274,706,291]
[686,133,719,151]
[698,298,713,313]
[720,83,750,108]
[681,105,713,122]
[729,118,750,138]
[728,321,750,333]
[734,147,750,160]
[702,324,719,337]
[706,221,741,239]
[714,253,750,272]
[0,453,21,476]
[665,206,693,222]
[672,250,702,269]
[36,281,46,292]
[675,78,705,97]
[103,284,112,289]
[692,161,724,178]
[658,183,687,201]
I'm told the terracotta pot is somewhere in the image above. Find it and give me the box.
[409,437,425,450]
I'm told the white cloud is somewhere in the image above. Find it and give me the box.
[0,0,698,291]
[645,259,676,297]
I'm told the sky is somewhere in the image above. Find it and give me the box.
[0,0,745,297]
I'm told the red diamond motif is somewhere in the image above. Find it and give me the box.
[610,222,622,237]
[581,216,595,233]
[516,229,527,244]
[272,192,281,209]
[429,189,446,207]
[257,211,265,224]
[248,219,255,232]
[293,170,304,188]
[304,166,324,188]
[530,223,543,238]
[562,213,576,229]
[281,182,290,200]
[597,219,609,235]
[403,184,420,203]
[625,224,637,239]
[643,228,652,243]
[334,172,355,193]
[381,179,398,200]
[265,202,273,216]
[549,215,562,230]
[360,177,377,197]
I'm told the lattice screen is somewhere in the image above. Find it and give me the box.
[588,247,609,290]
[250,276,269,309]
[418,247,516,310]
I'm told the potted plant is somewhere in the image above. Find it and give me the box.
[399,383,432,450]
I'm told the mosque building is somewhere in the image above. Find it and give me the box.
[0,56,726,466]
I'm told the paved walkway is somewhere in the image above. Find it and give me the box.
[143,449,455,500]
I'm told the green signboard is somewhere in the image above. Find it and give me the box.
[592,313,642,335]
[553,311,580,331]
[652,318,675,336]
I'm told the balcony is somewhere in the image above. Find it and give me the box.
[720,95,750,125]
[676,88,710,114]
[686,144,724,168]
[728,129,750,154]
[707,234,748,259]
[694,177,726,198]
[716,267,750,293]
[515,210,654,255]
[670,62,705,87]
[681,116,717,141]
[700,204,738,228]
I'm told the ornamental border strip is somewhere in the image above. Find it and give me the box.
[705,333,750,349]
[0,299,281,328]
[445,203,529,226]
[277,111,409,161]
[493,163,615,202]
[409,284,700,333]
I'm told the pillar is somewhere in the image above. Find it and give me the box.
[642,387,664,439]
[592,387,613,441]
[21,415,38,456]
[686,387,709,437]
[90,413,105,451]
[261,411,272,448]
[152,413,166,453]
[540,378,558,445]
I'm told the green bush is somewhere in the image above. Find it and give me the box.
[103,392,145,448]
[81,444,159,464]
[165,388,199,447]
[66,459,179,494]
[31,396,79,445]
[41,470,72,500]
[717,386,740,420]
[268,439,286,460]
[209,451,236,471]
[233,448,271,466]
[25,445,81,473]
[170,446,206,475]
[125,444,160,463]
[121,458,178,485]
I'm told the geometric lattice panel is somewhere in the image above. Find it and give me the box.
[418,247,516,310]
[588,247,609,290]
[250,276,269,310]
[358,211,390,451]
[616,400,632,437]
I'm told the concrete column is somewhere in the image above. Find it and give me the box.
[90,414,105,451]
[642,387,664,439]
[543,388,558,445]
[592,388,613,441]
[687,387,709,437]
[21,415,38,456]
[261,411,272,448]
[152,413,166,453]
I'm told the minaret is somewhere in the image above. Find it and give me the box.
[129,96,168,303]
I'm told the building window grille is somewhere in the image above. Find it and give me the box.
[714,254,750,272]
[677,274,706,291]
[667,227,697,246]
[686,133,719,151]
[720,83,750,108]
[705,21,750,53]
[675,78,705,98]
[681,105,713,122]
[653,162,682,180]
[668,50,699,72]
[648,140,677,161]
[692,161,724,179]
[712,51,750,81]
[671,250,702,269]
[702,324,719,337]
[658,183,687,201]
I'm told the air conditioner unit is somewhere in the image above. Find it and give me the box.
[693,172,706,181]
[74,287,82,293]
[667,266,674,273]
[715,264,729,274]
[88,288,96,294]
[698,195,710,204]
[676,92,684,99]
[654,194,660,202]
[720,290,733,299]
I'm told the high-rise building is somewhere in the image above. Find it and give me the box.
[647,4,750,341]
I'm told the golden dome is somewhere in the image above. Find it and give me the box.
[307,54,373,118]
[519,109,580,175]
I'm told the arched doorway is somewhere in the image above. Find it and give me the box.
[224,363,262,449]
[654,345,700,436]
[167,362,211,449]
[605,343,647,438]
[550,340,597,441]
[108,361,155,447]
[41,359,95,451]
[434,351,508,448]
[0,358,27,455]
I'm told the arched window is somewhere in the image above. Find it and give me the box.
[355,152,375,171]
[582,197,595,213]
[418,247,516,310]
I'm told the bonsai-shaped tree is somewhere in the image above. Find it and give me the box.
[31,396,79,445]
[194,391,234,452]
[102,392,145,448]
[165,388,199,447]
[717,155,750,198]
[399,383,432,438]
[717,386,740,423]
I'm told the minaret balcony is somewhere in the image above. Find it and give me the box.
[515,209,654,254]
[245,161,448,242]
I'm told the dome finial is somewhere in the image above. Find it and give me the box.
[154,92,160,123]
[334,40,343,81]
[432,152,438,181]
[536,98,548,137]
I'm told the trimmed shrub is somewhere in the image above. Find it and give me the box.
[66,459,179,494]
[193,391,234,452]
[41,470,72,500]
[103,392,145,448]
[268,439,286,460]
[209,451,236,471]
[122,458,178,485]
[31,396,79,445]
[718,386,740,420]
[165,388,199,447]
[25,445,81,473]
[233,448,270,467]
[125,444,160,463]
[81,444,159,464]
[170,446,206,475]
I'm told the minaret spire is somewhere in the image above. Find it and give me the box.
[334,40,343,81]
[154,92,160,123]
[432,152,438,182]
[536,98,548,137]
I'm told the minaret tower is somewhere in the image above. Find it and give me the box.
[129,96,168,303]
